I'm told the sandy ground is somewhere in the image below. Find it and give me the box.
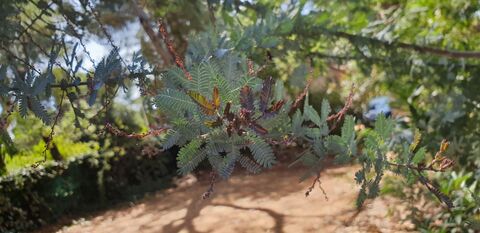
[39,159,416,233]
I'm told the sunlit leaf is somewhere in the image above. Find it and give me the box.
[188,90,216,115]
[409,129,422,152]
[212,86,220,109]
[204,118,222,128]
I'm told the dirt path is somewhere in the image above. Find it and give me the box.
[46,161,415,233]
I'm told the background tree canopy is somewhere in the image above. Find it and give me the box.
[0,0,479,232]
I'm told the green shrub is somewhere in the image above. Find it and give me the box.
[0,149,177,233]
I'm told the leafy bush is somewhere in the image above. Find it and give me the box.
[0,0,474,231]
[0,149,176,233]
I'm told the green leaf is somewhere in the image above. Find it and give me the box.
[374,115,394,140]
[29,97,50,124]
[354,170,365,184]
[155,88,197,114]
[300,151,318,167]
[164,66,189,88]
[304,128,321,139]
[320,99,331,121]
[412,147,426,164]
[238,154,262,174]
[409,129,422,152]
[341,116,356,156]
[326,135,346,155]
[248,136,276,168]
[18,95,28,117]
[259,36,281,48]
[356,187,367,208]
[304,105,322,127]
[177,139,205,175]
[161,129,180,150]
[215,148,240,179]
[276,20,294,34]
[189,62,214,96]
[273,80,285,101]
[290,64,308,88]
[292,110,303,136]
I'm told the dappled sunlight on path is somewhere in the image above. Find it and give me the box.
[45,160,414,233]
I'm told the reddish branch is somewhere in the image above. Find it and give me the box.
[305,173,328,201]
[105,123,168,139]
[327,84,354,122]
[247,59,255,76]
[158,21,192,80]
[247,59,268,77]
[202,171,217,199]
[289,79,312,115]
[325,84,355,133]
[387,139,455,208]
[388,140,454,173]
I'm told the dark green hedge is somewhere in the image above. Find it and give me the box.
[0,149,178,233]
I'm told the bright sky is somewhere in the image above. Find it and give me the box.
[82,21,141,70]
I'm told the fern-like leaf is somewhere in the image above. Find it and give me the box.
[248,136,276,168]
[18,95,28,117]
[161,129,180,150]
[341,115,356,156]
[374,115,394,140]
[29,97,50,124]
[155,88,197,114]
[238,154,262,174]
[304,105,321,127]
[189,63,212,96]
[177,139,206,175]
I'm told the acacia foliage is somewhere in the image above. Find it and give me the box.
[149,31,453,207]
[0,0,457,210]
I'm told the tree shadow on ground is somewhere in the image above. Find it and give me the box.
[38,149,368,233]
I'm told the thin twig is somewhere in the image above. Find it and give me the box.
[0,44,41,74]
[327,84,355,132]
[84,0,130,70]
[305,172,328,201]
[308,26,480,59]
[15,0,54,39]
[289,79,312,115]
[105,122,168,139]
[32,90,66,168]
[202,171,217,199]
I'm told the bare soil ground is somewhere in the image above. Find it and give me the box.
[39,156,416,233]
